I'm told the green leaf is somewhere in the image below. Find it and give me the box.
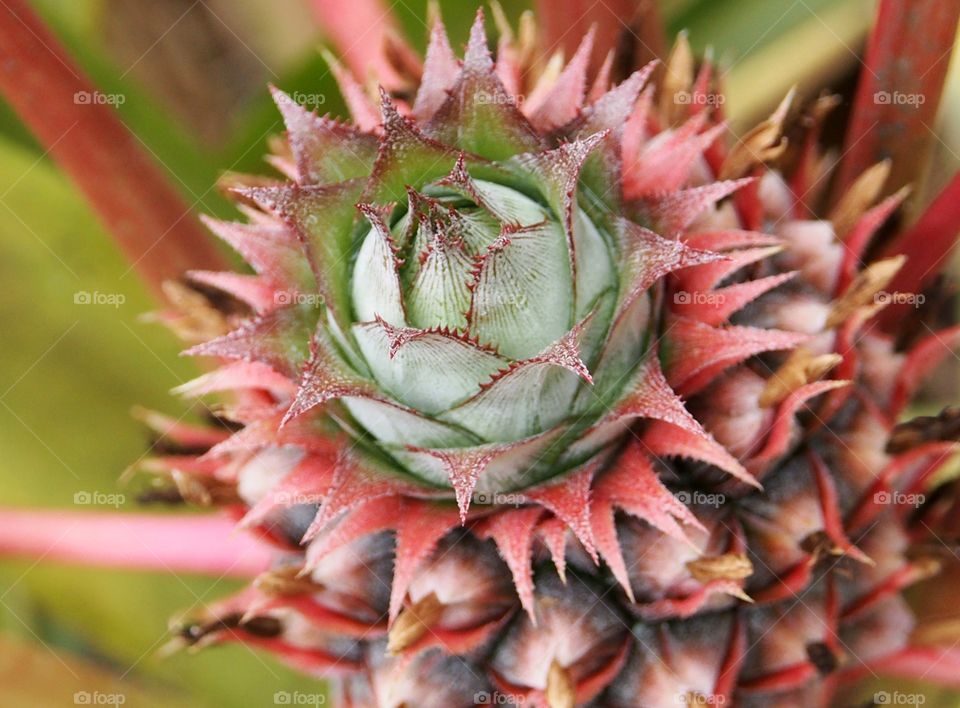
[352,320,507,414]
[0,135,324,706]
[468,221,573,360]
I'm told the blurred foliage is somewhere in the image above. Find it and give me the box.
[0,0,957,705]
[0,132,326,706]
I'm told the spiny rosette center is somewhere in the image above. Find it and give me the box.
[147,6,960,704]
[347,170,617,446]
[189,68,733,511]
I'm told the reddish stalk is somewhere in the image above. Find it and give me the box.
[0,508,271,578]
[0,0,228,299]
[309,0,407,90]
[878,173,960,329]
[834,0,960,196]
[535,0,666,73]
[840,644,960,688]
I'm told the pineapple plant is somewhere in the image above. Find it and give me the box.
[2,1,960,706]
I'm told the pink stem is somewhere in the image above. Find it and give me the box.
[840,644,960,688]
[535,0,665,72]
[0,0,229,299]
[309,0,405,90]
[0,508,272,578]
[878,172,960,329]
[834,0,960,195]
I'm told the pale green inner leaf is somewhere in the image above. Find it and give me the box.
[441,363,582,442]
[352,322,507,415]
[469,221,574,360]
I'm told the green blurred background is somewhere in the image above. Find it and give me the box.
[0,0,958,705]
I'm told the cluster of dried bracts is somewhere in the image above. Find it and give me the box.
[5,1,960,706]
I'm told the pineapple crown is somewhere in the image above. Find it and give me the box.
[129,6,960,706]
[4,0,960,704]
[178,10,785,616]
